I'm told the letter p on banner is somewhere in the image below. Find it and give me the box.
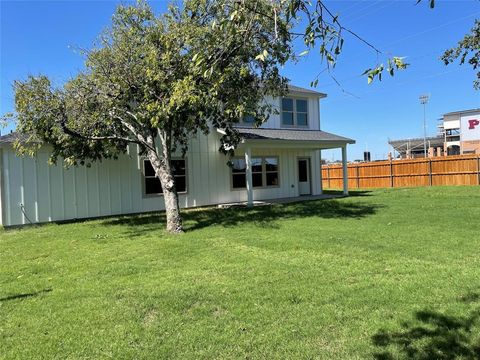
[468,119,480,130]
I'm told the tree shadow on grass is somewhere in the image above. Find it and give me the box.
[0,288,52,303]
[324,190,374,197]
[102,198,382,236]
[372,293,480,359]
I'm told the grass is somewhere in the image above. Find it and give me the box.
[1,186,480,359]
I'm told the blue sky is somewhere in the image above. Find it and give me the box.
[1,0,479,161]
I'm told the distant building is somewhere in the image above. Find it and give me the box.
[438,108,480,155]
[389,136,444,159]
[389,108,480,159]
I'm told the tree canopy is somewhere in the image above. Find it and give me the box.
[442,19,480,90]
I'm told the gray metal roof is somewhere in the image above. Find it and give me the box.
[287,84,327,97]
[389,136,444,150]
[443,108,480,117]
[0,132,27,144]
[238,128,355,144]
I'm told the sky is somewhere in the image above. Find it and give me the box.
[1,0,479,161]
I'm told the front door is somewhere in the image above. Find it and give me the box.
[298,158,311,195]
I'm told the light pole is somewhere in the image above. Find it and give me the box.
[419,94,430,157]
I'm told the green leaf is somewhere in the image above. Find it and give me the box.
[255,53,265,62]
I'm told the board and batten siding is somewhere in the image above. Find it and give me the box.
[0,131,323,226]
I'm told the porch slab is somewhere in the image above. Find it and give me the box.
[217,194,346,208]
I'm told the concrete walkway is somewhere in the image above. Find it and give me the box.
[218,194,346,208]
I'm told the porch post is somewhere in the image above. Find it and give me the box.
[318,150,323,195]
[342,145,349,195]
[245,146,253,207]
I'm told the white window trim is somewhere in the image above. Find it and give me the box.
[281,97,309,128]
[231,156,280,191]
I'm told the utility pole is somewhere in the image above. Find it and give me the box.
[419,94,430,158]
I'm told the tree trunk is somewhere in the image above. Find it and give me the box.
[147,149,183,234]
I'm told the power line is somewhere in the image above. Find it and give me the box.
[318,49,446,89]
[340,0,385,21]
[325,66,471,103]
[326,0,368,19]
[383,11,480,50]
[312,9,480,91]
[344,1,400,26]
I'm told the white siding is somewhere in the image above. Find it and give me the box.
[0,132,324,226]
[444,118,461,130]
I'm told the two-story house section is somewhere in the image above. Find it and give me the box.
[0,85,355,226]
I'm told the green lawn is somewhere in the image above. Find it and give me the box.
[1,187,480,359]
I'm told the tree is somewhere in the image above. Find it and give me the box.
[12,0,295,233]
[8,0,410,233]
[442,20,480,89]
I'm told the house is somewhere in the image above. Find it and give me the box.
[0,85,355,227]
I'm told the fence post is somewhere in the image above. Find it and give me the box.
[389,159,394,188]
[356,165,360,189]
[327,166,331,189]
[428,158,433,186]
[477,155,480,185]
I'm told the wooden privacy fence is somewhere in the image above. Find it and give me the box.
[322,154,480,189]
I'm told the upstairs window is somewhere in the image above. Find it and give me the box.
[143,159,187,195]
[281,98,308,127]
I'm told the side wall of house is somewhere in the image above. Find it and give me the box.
[0,132,322,226]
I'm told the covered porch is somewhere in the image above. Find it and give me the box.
[233,128,355,207]
[217,193,347,208]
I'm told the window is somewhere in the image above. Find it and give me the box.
[232,159,247,189]
[231,157,279,189]
[281,98,308,127]
[265,157,279,186]
[143,159,187,195]
[296,99,308,126]
[242,114,255,124]
[252,158,263,187]
[281,98,294,126]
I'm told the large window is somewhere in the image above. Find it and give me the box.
[143,159,187,195]
[231,157,279,189]
[281,98,308,127]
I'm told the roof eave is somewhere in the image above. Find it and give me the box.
[443,108,480,117]
[237,138,354,150]
[288,89,327,98]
